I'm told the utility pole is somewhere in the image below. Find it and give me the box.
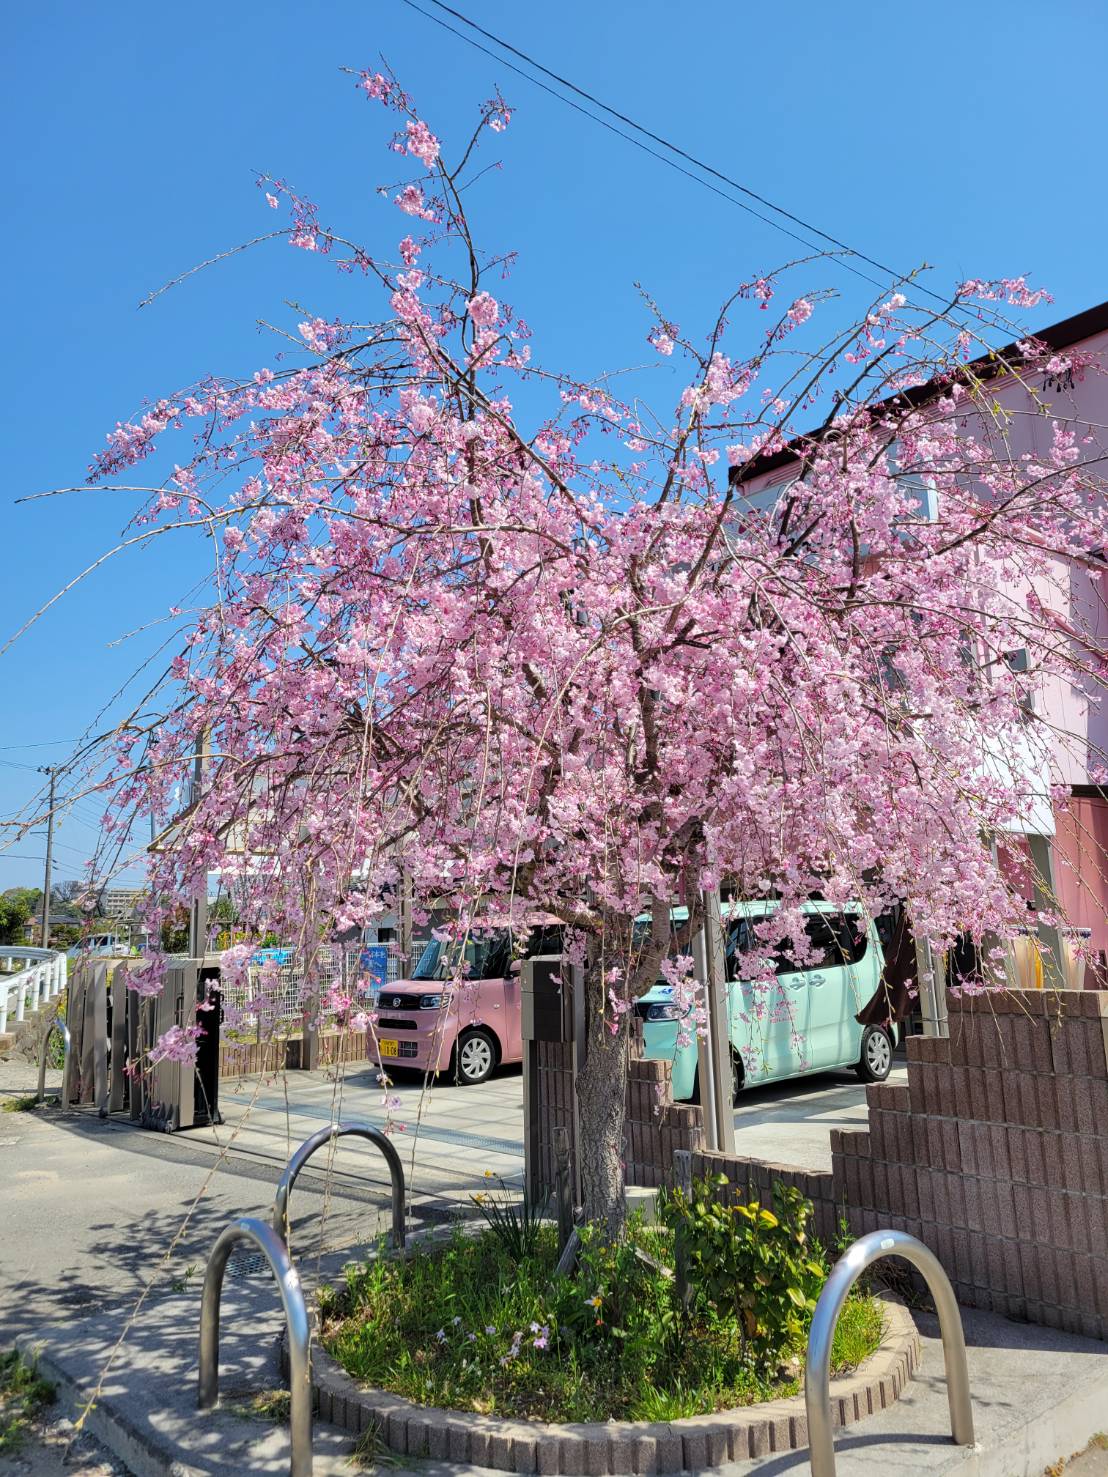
[38,767,56,948]
[187,730,211,959]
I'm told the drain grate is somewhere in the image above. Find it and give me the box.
[227,1247,273,1280]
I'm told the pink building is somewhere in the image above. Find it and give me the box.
[733,300,1108,965]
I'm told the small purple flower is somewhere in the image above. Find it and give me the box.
[484,1325,496,1336]
[435,1328,446,1343]
[452,1315,462,1325]
[533,1335,548,1350]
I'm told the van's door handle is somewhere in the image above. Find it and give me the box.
[809,973,826,986]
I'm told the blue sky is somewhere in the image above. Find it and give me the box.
[3,0,1106,888]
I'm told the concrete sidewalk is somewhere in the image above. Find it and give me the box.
[164,1058,910,1199]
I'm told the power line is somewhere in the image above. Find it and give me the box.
[394,0,888,293]
[398,0,949,307]
[0,738,79,751]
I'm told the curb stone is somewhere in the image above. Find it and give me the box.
[303,1293,919,1474]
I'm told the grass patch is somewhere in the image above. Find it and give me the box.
[321,1220,884,1423]
[1,1095,39,1113]
[346,1419,404,1470]
[225,1388,291,1423]
[0,1349,56,1453]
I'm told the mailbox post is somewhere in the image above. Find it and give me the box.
[521,955,583,1206]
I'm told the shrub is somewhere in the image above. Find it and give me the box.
[0,1350,55,1452]
[660,1175,825,1373]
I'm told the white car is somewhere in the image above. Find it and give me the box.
[67,933,136,959]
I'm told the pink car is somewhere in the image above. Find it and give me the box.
[373,926,561,1085]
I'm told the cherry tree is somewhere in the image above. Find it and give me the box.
[77,72,1107,1233]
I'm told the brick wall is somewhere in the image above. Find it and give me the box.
[625,1057,704,1188]
[690,1150,840,1247]
[694,988,1108,1342]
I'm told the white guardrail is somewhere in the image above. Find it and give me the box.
[0,948,67,1035]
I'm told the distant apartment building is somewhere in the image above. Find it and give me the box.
[101,887,145,920]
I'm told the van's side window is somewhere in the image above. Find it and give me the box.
[771,913,868,973]
[522,925,564,959]
[483,932,512,978]
[724,919,755,980]
[798,913,868,968]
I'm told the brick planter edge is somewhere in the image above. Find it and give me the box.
[304,1293,919,1474]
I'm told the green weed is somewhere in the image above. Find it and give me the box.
[0,1349,56,1453]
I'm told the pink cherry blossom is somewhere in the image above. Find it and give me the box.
[404,118,441,168]
[466,291,499,328]
[71,70,1108,1236]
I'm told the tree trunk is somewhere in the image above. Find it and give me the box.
[575,1004,629,1239]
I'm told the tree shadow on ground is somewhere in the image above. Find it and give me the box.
[2,1108,460,1345]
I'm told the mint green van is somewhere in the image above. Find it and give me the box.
[636,901,891,1101]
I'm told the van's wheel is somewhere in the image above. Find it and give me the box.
[690,1053,744,1106]
[731,1050,745,1104]
[856,1025,894,1083]
[455,1028,496,1086]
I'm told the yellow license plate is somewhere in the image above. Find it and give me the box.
[378,1038,399,1057]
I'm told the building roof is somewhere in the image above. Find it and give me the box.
[730,298,1108,486]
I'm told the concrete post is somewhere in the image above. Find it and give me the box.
[693,890,736,1155]
[1027,832,1065,989]
[915,936,949,1038]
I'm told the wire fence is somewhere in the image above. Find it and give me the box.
[218,941,402,1034]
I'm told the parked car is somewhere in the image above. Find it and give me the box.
[66,933,137,960]
[636,901,892,1101]
[373,925,564,1085]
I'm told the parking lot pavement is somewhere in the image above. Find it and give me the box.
[197,1059,527,1210]
[194,1056,904,1205]
[731,1063,909,1171]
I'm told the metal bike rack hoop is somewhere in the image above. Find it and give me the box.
[272,1121,406,1252]
[198,1216,312,1477]
[805,1229,975,1477]
[36,1015,72,1108]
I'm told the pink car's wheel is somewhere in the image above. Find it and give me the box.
[455,1028,496,1085]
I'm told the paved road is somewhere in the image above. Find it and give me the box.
[732,1064,908,1170]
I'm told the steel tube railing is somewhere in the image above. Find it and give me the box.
[805,1229,975,1477]
[198,1217,312,1477]
[273,1122,406,1252]
[36,1015,72,1106]
[1,948,66,1035]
